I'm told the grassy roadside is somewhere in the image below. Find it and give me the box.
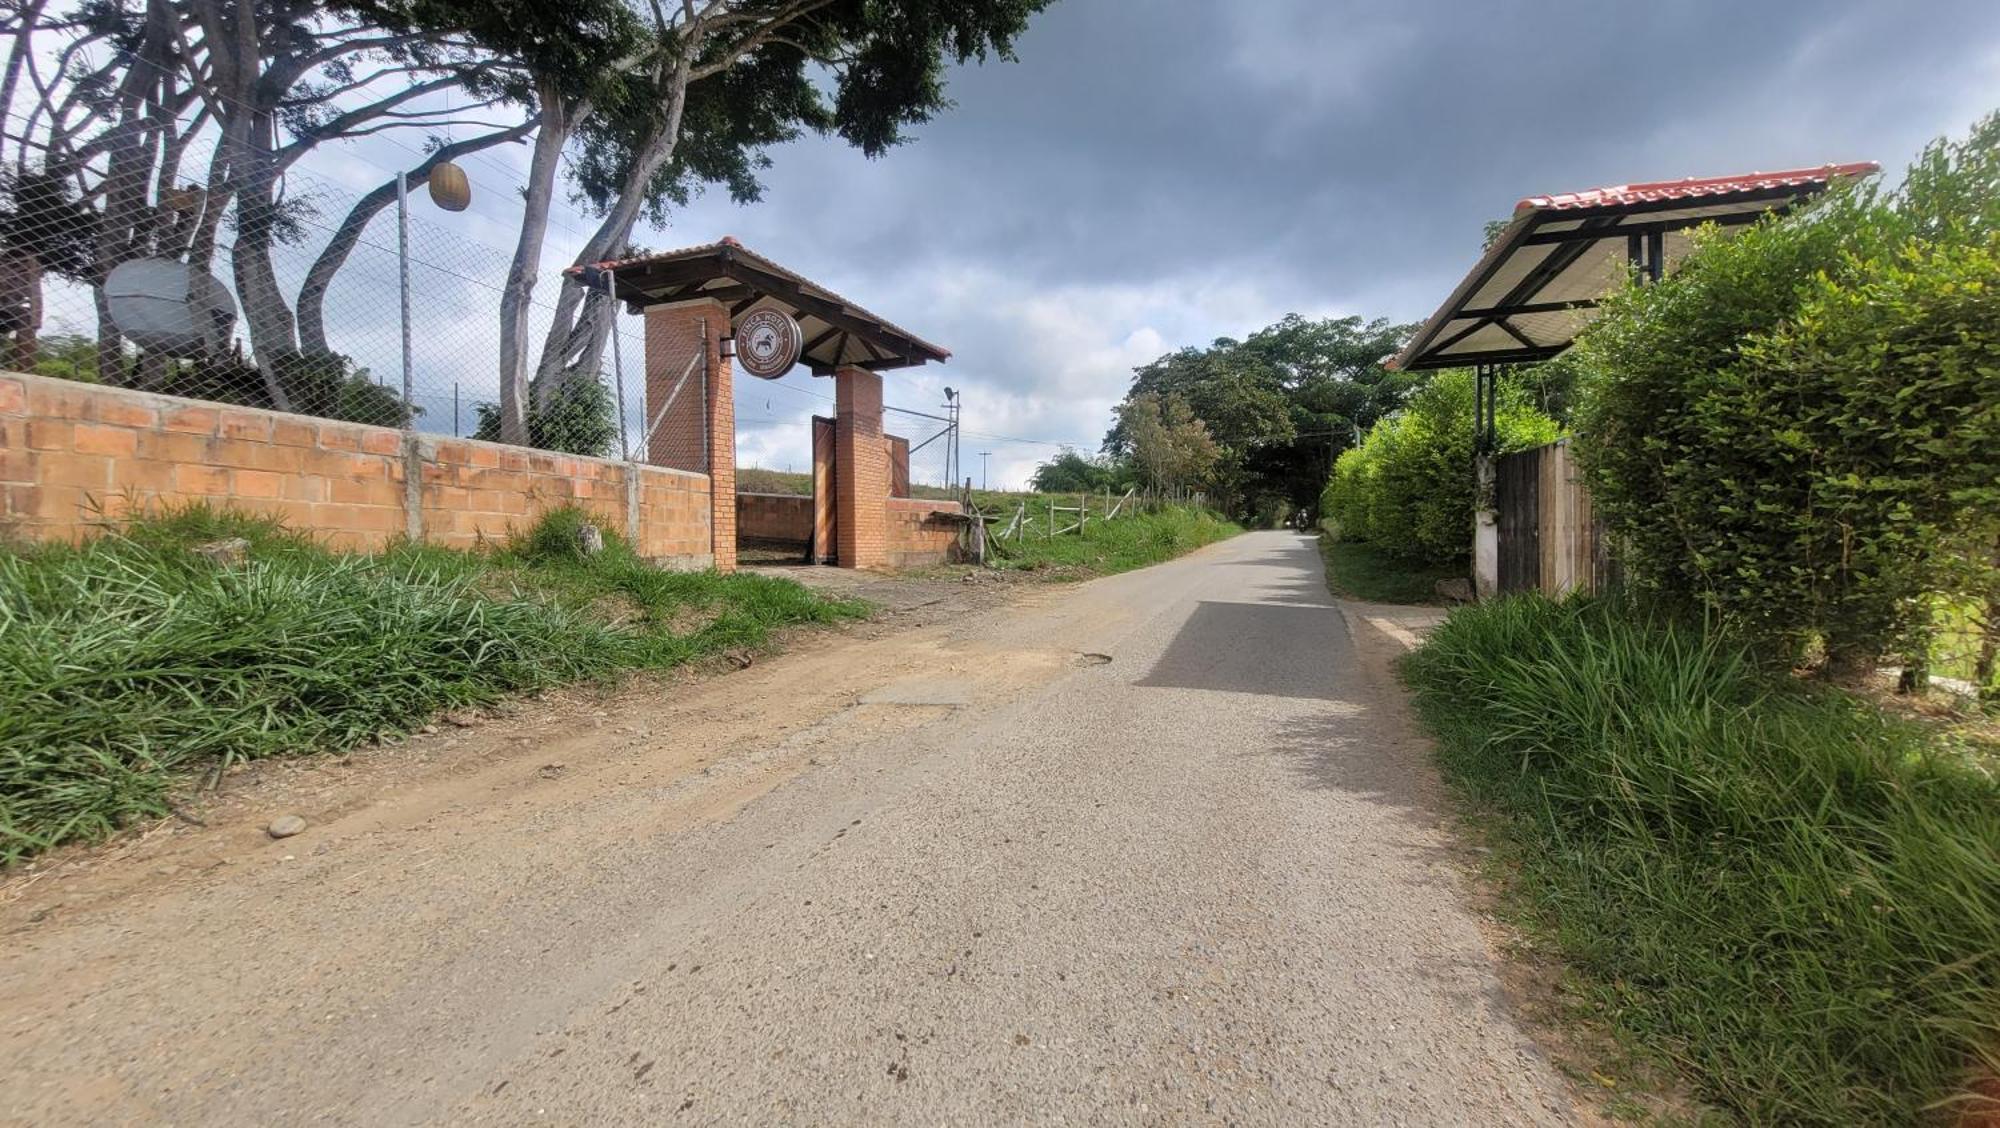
[0,505,866,863]
[1316,532,1462,604]
[1403,594,2000,1124]
[983,505,1239,578]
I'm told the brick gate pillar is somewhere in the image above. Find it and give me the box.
[833,365,886,569]
[644,298,735,571]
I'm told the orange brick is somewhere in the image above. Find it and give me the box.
[43,454,111,490]
[329,478,399,506]
[317,423,364,452]
[73,423,138,458]
[272,419,316,448]
[0,379,23,415]
[4,484,39,517]
[216,409,273,442]
[359,429,403,456]
[174,464,231,495]
[113,459,177,493]
[26,420,72,450]
[0,449,33,483]
[92,398,159,428]
[233,469,284,498]
[161,404,220,435]
[135,430,212,463]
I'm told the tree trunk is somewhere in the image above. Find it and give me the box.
[497,83,578,447]
[90,0,178,387]
[527,52,694,408]
[298,122,533,356]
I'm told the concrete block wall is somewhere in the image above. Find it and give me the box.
[0,370,713,564]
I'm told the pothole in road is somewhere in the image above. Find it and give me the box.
[1073,652,1112,667]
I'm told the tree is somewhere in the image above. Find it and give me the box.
[1118,391,1221,497]
[1104,314,1417,517]
[1030,448,1127,493]
[476,0,1051,446]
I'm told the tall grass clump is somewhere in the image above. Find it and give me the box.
[988,504,1237,575]
[1404,594,2000,1124]
[0,504,864,863]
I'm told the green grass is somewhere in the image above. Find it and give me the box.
[732,466,1133,526]
[1403,594,2000,1125]
[1317,533,1464,604]
[0,504,866,864]
[985,505,1238,577]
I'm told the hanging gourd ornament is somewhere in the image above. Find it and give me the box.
[428,161,471,212]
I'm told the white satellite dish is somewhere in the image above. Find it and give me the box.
[103,258,238,357]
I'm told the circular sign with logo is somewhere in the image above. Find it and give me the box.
[735,307,803,379]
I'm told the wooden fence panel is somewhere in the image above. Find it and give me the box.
[1498,438,1615,598]
[1496,448,1541,594]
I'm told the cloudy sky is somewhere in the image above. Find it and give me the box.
[657,0,2000,487]
[45,0,1993,488]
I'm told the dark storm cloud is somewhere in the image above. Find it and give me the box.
[658,0,2000,484]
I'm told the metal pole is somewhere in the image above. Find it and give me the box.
[397,172,413,427]
[607,265,630,460]
[453,382,460,437]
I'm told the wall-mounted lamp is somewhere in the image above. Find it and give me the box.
[719,335,736,360]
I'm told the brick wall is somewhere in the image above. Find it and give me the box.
[0,370,714,566]
[885,497,965,568]
[735,491,812,544]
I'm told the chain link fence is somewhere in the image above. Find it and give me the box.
[0,104,710,472]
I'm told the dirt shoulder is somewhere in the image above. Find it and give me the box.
[0,565,1040,935]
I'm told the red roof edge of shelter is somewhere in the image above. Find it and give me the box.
[1514,160,1881,214]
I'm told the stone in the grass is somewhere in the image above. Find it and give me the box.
[267,814,307,839]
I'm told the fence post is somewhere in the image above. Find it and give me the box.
[1048,496,1055,538]
[1079,492,1087,532]
[396,172,413,427]
[607,264,629,459]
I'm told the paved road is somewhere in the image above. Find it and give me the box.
[0,531,1572,1125]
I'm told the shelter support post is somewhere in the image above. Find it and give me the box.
[644,297,735,571]
[833,365,887,569]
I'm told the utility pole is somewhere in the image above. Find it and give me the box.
[980,451,991,491]
[941,387,960,489]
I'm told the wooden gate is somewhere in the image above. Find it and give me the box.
[1494,438,1616,597]
[1496,447,1541,594]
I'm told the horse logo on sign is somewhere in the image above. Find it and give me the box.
[736,307,803,379]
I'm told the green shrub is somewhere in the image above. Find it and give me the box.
[1571,113,2000,671]
[475,376,619,457]
[1321,368,1558,561]
[1405,595,2000,1124]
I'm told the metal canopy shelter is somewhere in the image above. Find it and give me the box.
[569,237,951,375]
[1386,162,1880,374]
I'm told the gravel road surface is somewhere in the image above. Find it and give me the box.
[0,531,1574,1125]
